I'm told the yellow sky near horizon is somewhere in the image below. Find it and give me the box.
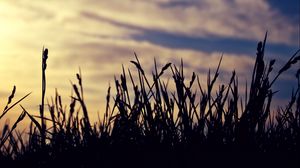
[0,0,298,128]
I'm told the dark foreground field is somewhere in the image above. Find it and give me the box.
[0,34,300,167]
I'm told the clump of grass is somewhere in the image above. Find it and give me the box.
[0,86,31,158]
[0,35,300,167]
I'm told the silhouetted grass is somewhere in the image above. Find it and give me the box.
[0,34,300,167]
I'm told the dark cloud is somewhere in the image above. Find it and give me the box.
[268,0,300,22]
[156,0,199,8]
[80,10,298,59]
[80,11,144,32]
[132,29,298,57]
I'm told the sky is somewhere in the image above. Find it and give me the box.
[0,0,299,127]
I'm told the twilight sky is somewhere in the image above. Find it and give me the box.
[0,0,299,126]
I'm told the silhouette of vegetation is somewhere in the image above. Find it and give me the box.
[0,34,299,167]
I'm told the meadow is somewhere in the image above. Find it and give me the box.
[0,34,299,167]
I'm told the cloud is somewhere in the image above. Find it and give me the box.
[76,0,297,45]
[0,0,298,123]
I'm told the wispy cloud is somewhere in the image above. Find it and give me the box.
[77,0,297,45]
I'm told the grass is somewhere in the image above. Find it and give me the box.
[0,34,300,167]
